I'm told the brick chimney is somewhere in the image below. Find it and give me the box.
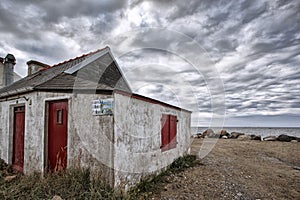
[27,60,50,75]
[4,54,16,86]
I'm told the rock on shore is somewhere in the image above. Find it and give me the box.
[196,129,299,142]
[263,136,277,141]
[277,134,299,142]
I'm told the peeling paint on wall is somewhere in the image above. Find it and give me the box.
[0,92,114,183]
[0,91,191,190]
[113,92,191,189]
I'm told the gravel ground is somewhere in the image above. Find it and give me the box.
[153,138,300,200]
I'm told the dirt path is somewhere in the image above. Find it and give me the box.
[154,139,300,200]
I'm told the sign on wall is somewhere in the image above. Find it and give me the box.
[92,98,114,115]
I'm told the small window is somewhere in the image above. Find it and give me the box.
[14,106,25,112]
[161,114,177,151]
[57,109,63,124]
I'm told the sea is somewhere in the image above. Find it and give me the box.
[192,127,300,138]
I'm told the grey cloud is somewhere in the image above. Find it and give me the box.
[10,0,126,23]
[14,41,69,61]
[240,1,267,24]
[145,85,164,94]
[0,0,125,48]
[1,0,299,126]
[132,0,202,21]
[89,13,120,35]
[0,3,41,39]
[225,114,300,127]
[281,73,300,81]
[215,39,238,52]
[290,102,300,108]
[0,5,18,34]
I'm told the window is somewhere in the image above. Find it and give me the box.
[57,109,63,124]
[161,114,177,151]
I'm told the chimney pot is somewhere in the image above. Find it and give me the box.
[4,54,16,64]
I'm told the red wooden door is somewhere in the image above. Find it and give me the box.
[13,106,25,172]
[48,100,68,172]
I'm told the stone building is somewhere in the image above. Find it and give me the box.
[0,47,191,189]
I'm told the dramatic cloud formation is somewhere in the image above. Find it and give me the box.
[0,0,299,127]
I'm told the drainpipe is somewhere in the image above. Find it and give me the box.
[4,54,16,86]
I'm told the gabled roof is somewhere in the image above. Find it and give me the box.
[0,47,131,98]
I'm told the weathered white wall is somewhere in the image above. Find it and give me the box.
[0,90,191,189]
[68,93,114,185]
[0,91,114,183]
[113,92,191,189]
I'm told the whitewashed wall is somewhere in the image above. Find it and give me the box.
[0,91,114,183]
[113,92,191,190]
[0,90,191,189]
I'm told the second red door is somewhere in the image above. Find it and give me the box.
[48,100,68,172]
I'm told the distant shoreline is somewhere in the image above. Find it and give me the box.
[192,126,300,128]
[192,127,300,138]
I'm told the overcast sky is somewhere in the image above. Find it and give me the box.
[0,0,299,127]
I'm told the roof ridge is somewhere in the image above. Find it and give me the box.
[51,46,109,68]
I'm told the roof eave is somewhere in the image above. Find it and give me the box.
[0,87,34,99]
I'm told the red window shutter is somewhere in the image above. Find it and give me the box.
[169,115,177,149]
[161,114,170,151]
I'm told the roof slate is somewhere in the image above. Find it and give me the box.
[0,47,131,98]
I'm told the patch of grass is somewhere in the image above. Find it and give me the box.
[0,161,123,199]
[0,155,196,199]
[169,154,197,172]
[0,159,15,179]
[127,154,197,199]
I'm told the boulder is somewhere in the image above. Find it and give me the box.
[250,134,261,141]
[263,136,277,141]
[221,135,228,139]
[202,129,218,138]
[237,135,251,140]
[277,134,297,142]
[218,130,230,138]
[229,132,245,139]
[291,140,298,143]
